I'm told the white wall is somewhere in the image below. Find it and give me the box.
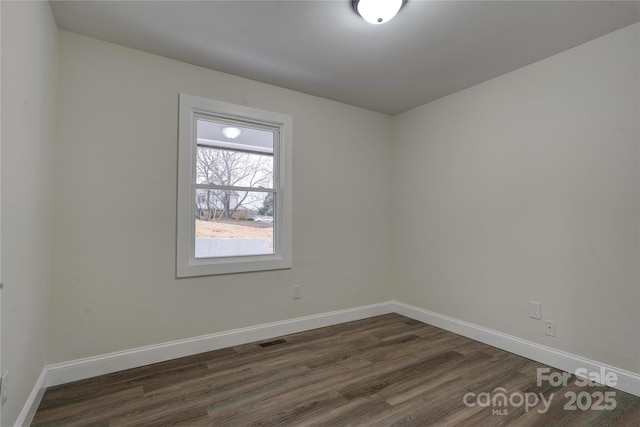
[1,1,58,425]
[47,31,393,363]
[392,23,640,373]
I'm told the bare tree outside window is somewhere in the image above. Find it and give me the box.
[196,147,273,220]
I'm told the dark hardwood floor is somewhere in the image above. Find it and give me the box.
[33,314,639,426]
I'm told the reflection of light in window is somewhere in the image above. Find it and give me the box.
[222,127,241,139]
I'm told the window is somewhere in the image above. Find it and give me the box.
[177,94,292,276]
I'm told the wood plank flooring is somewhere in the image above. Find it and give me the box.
[32,314,639,426]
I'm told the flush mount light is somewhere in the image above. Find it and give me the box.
[352,0,406,25]
[222,127,242,139]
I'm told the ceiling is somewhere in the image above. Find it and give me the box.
[50,1,640,115]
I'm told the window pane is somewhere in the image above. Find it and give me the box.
[196,118,274,188]
[196,146,273,188]
[195,189,274,258]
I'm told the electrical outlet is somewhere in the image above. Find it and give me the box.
[544,320,556,337]
[292,284,302,300]
[1,371,8,407]
[529,301,541,320]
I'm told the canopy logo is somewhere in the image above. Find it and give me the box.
[463,388,553,415]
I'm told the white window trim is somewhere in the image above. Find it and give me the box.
[177,94,292,277]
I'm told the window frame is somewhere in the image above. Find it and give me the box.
[177,94,292,277]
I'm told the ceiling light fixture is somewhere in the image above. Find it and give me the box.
[352,0,406,25]
[222,127,242,139]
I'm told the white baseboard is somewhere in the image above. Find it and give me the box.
[13,368,47,427]
[17,299,640,426]
[394,301,640,398]
[46,301,394,387]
